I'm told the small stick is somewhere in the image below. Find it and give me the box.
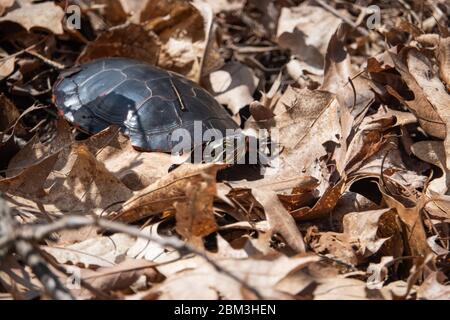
[4,215,264,300]
[25,50,66,70]
[14,240,74,300]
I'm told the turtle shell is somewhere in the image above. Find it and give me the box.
[53,57,239,151]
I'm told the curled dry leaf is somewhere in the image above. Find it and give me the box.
[246,86,339,195]
[309,209,400,266]
[389,49,446,140]
[140,0,212,81]
[0,2,64,34]
[411,141,449,194]
[417,272,450,300]
[174,175,218,241]
[379,184,431,259]
[0,93,21,133]
[43,233,135,268]
[251,189,306,253]
[277,2,342,77]
[203,61,259,115]
[77,24,161,65]
[341,111,396,175]
[366,256,395,289]
[85,126,173,190]
[291,180,345,221]
[326,36,374,114]
[115,163,225,223]
[190,0,223,80]
[152,254,320,299]
[71,259,164,299]
[1,143,133,216]
[320,24,353,94]
[402,48,450,190]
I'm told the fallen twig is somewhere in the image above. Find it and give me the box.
[0,204,264,299]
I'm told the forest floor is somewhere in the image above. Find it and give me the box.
[0,0,449,300]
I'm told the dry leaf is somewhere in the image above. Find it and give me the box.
[1,144,133,216]
[43,233,135,268]
[93,0,128,26]
[153,254,320,299]
[246,86,339,195]
[411,141,449,194]
[141,0,210,80]
[309,209,399,265]
[389,49,446,140]
[314,278,388,300]
[380,186,431,259]
[203,61,259,115]
[174,176,217,240]
[437,36,450,90]
[85,127,172,190]
[6,119,73,177]
[0,54,14,81]
[77,24,161,65]
[0,2,64,34]
[72,259,163,299]
[251,189,306,253]
[417,272,450,300]
[366,256,395,289]
[0,0,15,16]
[291,180,345,221]
[403,49,450,192]
[127,224,178,262]
[277,3,342,76]
[204,0,245,13]
[116,163,225,223]
[0,93,21,132]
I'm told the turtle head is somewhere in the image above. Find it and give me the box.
[168,131,280,173]
[203,131,248,164]
[203,132,279,166]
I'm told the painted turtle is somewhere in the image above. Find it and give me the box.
[53,57,240,152]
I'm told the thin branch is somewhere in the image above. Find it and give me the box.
[10,215,264,299]
[14,240,74,300]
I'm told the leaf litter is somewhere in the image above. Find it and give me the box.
[0,0,449,300]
